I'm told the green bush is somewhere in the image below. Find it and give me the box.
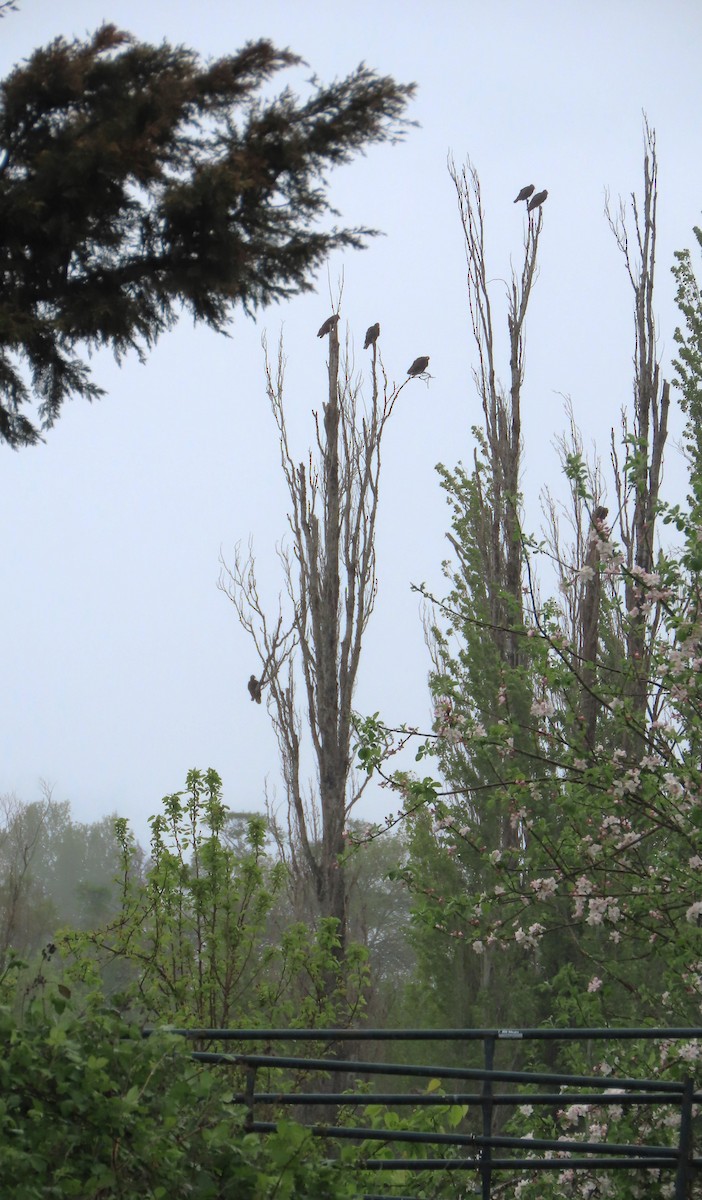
[0,979,355,1200]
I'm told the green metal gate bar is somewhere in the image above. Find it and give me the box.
[144,1025,701,1199]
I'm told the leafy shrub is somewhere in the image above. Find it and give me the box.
[0,975,355,1199]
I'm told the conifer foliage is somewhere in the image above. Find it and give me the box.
[0,25,414,447]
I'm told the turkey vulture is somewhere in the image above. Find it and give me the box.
[247,674,262,704]
[527,189,548,212]
[514,185,535,203]
[407,356,430,377]
[317,314,340,338]
[364,322,380,349]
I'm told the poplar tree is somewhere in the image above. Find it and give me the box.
[220,317,403,959]
[362,130,701,1033]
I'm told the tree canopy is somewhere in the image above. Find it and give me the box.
[0,24,415,447]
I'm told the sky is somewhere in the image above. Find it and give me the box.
[1,0,702,849]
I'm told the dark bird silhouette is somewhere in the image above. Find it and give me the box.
[407,355,430,377]
[317,314,340,338]
[527,189,548,212]
[247,674,262,704]
[593,506,609,523]
[364,322,380,349]
[514,185,535,203]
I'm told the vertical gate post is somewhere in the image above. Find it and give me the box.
[481,1035,495,1200]
[243,1065,257,1132]
[675,1076,694,1200]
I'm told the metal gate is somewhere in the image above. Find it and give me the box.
[155,1025,701,1198]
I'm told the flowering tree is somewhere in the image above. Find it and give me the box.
[356,130,702,1037]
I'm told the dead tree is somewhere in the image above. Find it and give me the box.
[220,318,402,952]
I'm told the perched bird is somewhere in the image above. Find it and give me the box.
[317,314,340,338]
[527,189,548,212]
[407,355,430,377]
[514,184,535,203]
[364,322,380,349]
[247,674,262,704]
[593,506,609,523]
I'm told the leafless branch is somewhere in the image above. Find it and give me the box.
[221,315,400,947]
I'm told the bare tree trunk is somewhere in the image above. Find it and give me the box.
[220,315,400,960]
[301,325,347,938]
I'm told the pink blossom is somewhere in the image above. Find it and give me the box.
[529,876,558,898]
[572,875,594,918]
[587,975,603,993]
[585,897,608,926]
[434,697,452,722]
[562,1103,589,1124]
[615,830,640,850]
[663,772,684,800]
[514,923,545,949]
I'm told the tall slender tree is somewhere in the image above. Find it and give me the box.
[400,158,545,1027]
[605,122,670,745]
[221,315,404,957]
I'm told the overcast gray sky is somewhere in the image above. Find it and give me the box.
[2,0,701,848]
